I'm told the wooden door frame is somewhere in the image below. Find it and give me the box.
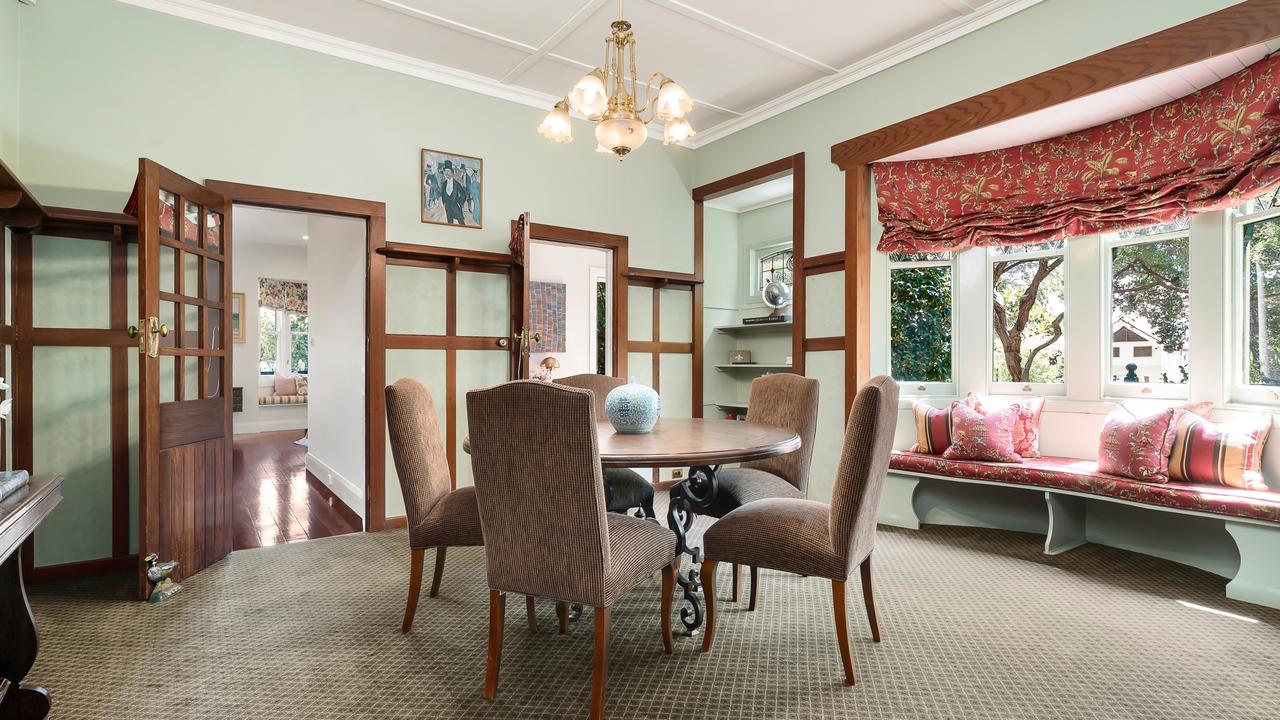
[518,221,630,379]
[205,180,389,532]
[692,153,805,377]
[829,0,1280,416]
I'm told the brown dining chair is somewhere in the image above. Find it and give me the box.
[700,375,899,686]
[554,373,656,519]
[701,373,819,609]
[385,378,541,634]
[466,380,678,720]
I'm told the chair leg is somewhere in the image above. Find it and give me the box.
[748,566,759,611]
[641,500,656,520]
[557,601,569,635]
[832,580,856,686]
[484,591,506,700]
[731,563,741,602]
[401,548,424,633]
[526,595,537,634]
[429,546,448,598]
[590,607,610,720]
[660,563,675,654]
[701,559,719,652]
[860,555,882,643]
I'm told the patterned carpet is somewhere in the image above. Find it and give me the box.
[26,501,1280,719]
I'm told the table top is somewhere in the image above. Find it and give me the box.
[1,475,64,565]
[464,418,801,469]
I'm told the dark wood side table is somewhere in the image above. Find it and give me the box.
[0,475,64,720]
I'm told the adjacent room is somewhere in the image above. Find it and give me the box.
[1,1,1278,719]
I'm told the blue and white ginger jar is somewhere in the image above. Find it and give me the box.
[604,379,661,434]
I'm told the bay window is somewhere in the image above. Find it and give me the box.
[259,306,309,376]
[989,240,1066,392]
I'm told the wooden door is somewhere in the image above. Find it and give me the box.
[130,159,233,597]
[509,212,532,379]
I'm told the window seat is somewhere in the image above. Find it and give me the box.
[886,451,1280,610]
[259,394,307,406]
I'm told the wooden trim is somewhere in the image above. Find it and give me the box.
[628,341,693,354]
[36,206,138,243]
[692,156,796,202]
[626,268,701,286]
[445,267,458,488]
[386,334,507,351]
[380,241,513,268]
[385,515,408,529]
[29,554,138,584]
[805,336,845,352]
[205,180,388,533]
[110,239,130,558]
[28,328,133,347]
[0,158,47,230]
[791,155,806,377]
[804,251,844,274]
[11,232,34,582]
[844,166,873,416]
[529,223,626,250]
[831,0,1280,167]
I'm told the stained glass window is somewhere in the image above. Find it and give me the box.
[759,247,793,293]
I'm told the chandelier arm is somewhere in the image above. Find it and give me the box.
[636,71,665,116]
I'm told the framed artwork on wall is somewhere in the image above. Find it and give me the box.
[421,148,483,229]
[231,292,245,343]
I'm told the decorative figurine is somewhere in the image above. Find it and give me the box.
[604,378,661,434]
[533,356,560,381]
[145,553,183,603]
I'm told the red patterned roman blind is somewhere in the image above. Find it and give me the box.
[872,53,1280,253]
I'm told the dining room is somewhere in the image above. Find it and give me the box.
[4,1,1280,719]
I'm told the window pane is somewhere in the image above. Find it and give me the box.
[1112,216,1189,240]
[1110,236,1189,384]
[890,266,952,382]
[1243,213,1280,385]
[992,255,1065,383]
[1241,187,1280,215]
[758,247,793,293]
[259,306,277,374]
[992,239,1065,255]
[888,251,952,263]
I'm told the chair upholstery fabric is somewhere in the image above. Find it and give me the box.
[466,380,676,608]
[706,468,805,518]
[703,376,899,581]
[554,374,655,515]
[739,373,821,494]
[385,378,483,548]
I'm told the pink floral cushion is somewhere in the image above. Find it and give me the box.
[273,374,298,396]
[943,402,1022,462]
[965,393,1045,458]
[1097,407,1177,482]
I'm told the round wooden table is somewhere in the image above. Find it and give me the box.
[467,418,801,634]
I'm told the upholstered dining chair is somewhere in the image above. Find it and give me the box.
[702,373,819,609]
[466,380,678,720]
[385,378,539,635]
[554,373,656,519]
[700,375,899,686]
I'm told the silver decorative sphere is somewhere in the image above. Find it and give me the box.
[762,279,791,309]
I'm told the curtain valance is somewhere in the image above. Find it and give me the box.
[872,53,1280,253]
[259,278,307,314]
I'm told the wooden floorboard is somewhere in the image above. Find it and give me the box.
[231,429,362,551]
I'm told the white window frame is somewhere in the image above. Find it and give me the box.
[987,243,1069,396]
[885,253,957,397]
[1230,203,1280,405]
[743,238,793,306]
[259,307,308,379]
[1102,228,1191,400]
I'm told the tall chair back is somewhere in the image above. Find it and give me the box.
[741,373,821,493]
[828,376,900,572]
[553,373,624,418]
[466,380,613,606]
[385,378,453,528]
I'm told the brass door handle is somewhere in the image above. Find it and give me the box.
[157,323,169,338]
[127,325,140,339]
[133,317,168,357]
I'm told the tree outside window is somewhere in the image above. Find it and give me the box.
[258,306,277,374]
[1243,208,1280,386]
[259,306,308,376]
[889,252,953,383]
[991,241,1066,384]
[1108,228,1190,385]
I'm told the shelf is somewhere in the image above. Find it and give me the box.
[714,364,792,372]
[0,157,47,230]
[712,400,748,411]
[714,320,792,335]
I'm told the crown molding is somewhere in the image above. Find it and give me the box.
[112,0,560,111]
[112,0,1043,151]
[684,0,1046,148]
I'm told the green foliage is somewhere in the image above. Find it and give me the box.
[1245,214,1280,385]
[258,306,277,374]
[1111,237,1189,353]
[992,257,1065,383]
[596,281,607,374]
[890,266,952,382]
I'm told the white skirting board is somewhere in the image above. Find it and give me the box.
[304,452,365,523]
[881,472,1279,611]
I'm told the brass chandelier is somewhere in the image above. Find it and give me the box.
[538,0,694,160]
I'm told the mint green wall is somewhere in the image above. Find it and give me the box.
[0,1,19,165]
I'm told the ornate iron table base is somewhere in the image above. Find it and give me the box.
[666,465,718,635]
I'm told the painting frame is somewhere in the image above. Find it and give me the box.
[231,292,245,343]
[421,148,483,229]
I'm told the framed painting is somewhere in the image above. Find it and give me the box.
[231,292,245,343]
[421,148,483,229]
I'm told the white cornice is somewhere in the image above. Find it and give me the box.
[684,0,1046,148]
[112,0,560,111]
[112,0,1044,151]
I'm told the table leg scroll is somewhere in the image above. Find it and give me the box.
[666,465,718,635]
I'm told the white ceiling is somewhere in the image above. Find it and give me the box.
[235,205,311,247]
[884,43,1275,161]
[704,175,792,213]
[118,0,1046,147]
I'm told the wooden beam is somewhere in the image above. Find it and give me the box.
[0,158,47,230]
[692,156,796,202]
[379,241,513,268]
[626,268,701,287]
[844,166,872,416]
[831,0,1280,167]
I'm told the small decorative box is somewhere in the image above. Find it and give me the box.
[728,349,753,364]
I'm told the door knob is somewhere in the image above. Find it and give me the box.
[127,325,140,338]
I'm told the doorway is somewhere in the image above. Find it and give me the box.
[229,205,366,549]
[526,239,614,380]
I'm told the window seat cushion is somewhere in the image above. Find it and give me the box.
[889,451,1280,524]
[259,394,307,406]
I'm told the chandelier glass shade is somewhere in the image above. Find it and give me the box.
[539,2,694,160]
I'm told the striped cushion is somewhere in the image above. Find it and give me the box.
[1168,410,1272,491]
[910,401,952,455]
[259,395,307,405]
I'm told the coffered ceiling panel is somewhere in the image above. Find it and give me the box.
[118,0,1050,146]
